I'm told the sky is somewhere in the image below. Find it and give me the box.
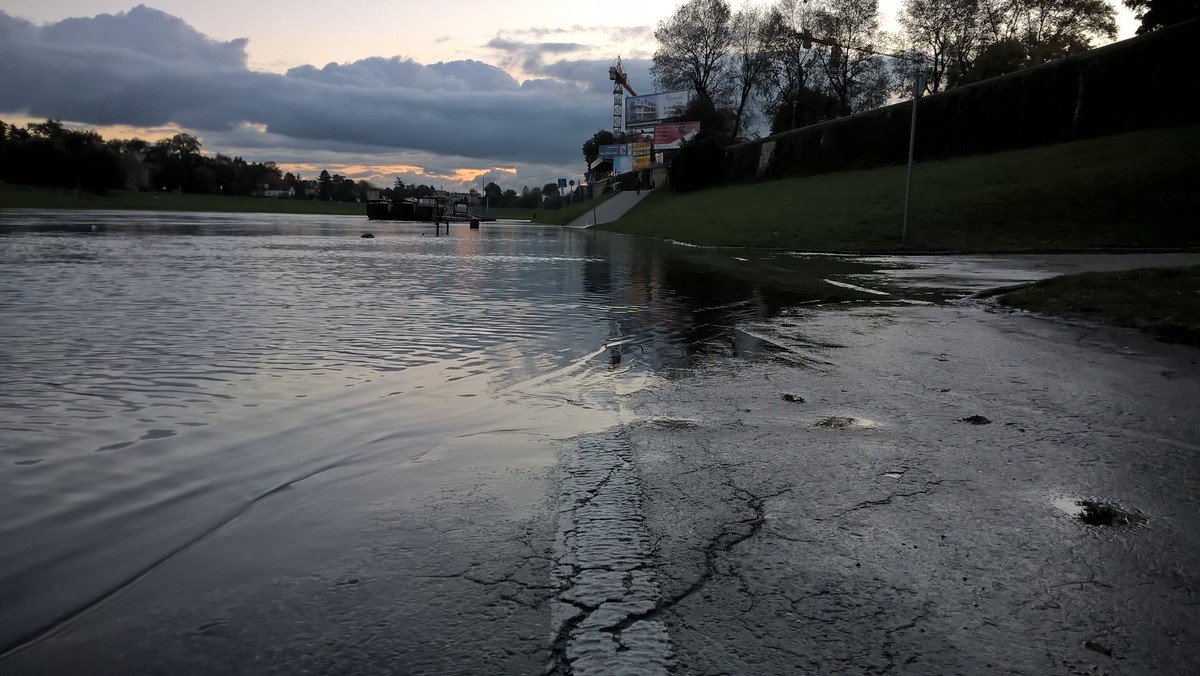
[0,1,1139,193]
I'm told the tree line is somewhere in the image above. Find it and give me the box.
[643,0,1194,142]
[0,118,380,200]
[1,118,577,208]
[462,180,575,210]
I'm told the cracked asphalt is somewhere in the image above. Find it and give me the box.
[5,254,1198,675]
[620,301,1200,675]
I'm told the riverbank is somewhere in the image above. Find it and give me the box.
[600,125,1200,254]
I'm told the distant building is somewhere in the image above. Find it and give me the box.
[253,175,295,198]
[299,180,321,199]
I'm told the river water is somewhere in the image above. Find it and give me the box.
[0,210,902,670]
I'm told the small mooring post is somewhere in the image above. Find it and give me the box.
[470,218,480,229]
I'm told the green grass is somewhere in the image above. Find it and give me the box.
[998,265,1200,345]
[600,126,1200,253]
[0,185,366,215]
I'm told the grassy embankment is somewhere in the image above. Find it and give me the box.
[601,125,1200,253]
[999,266,1200,346]
[600,125,1200,345]
[478,192,621,224]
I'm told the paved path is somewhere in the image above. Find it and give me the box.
[567,189,653,228]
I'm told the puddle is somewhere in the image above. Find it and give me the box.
[1054,498,1146,528]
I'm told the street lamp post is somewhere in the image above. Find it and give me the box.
[902,70,926,247]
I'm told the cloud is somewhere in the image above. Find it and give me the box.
[0,5,628,178]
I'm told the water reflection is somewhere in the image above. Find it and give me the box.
[0,210,880,655]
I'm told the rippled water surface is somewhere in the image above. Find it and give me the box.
[0,210,880,657]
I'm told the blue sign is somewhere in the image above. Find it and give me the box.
[599,144,627,158]
[585,172,596,185]
[558,178,567,188]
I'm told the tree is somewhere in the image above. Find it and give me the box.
[483,181,503,205]
[977,0,1116,66]
[769,85,849,133]
[1124,0,1200,33]
[758,0,824,129]
[542,182,562,208]
[728,5,775,139]
[582,129,616,166]
[651,0,736,105]
[899,0,984,92]
[318,170,333,200]
[967,36,1030,80]
[677,92,735,142]
[812,0,893,114]
[518,186,542,209]
[163,133,201,159]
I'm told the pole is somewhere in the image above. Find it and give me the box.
[902,70,925,246]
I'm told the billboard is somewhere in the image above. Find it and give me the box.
[624,90,692,130]
[631,141,652,171]
[653,121,701,149]
[599,144,627,158]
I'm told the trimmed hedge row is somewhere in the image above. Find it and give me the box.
[726,20,1200,183]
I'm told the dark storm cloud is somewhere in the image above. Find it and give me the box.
[0,5,609,165]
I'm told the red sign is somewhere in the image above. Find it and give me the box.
[653,121,701,149]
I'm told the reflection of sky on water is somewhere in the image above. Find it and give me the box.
[0,210,885,654]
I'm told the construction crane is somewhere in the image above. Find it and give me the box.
[608,57,637,135]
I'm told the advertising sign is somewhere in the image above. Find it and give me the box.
[653,121,701,149]
[631,141,652,170]
[613,155,633,174]
[624,90,692,130]
[599,144,627,158]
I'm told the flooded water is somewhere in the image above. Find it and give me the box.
[0,210,892,665]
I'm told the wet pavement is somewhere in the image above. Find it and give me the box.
[567,190,653,227]
[620,298,1200,674]
[3,225,1198,675]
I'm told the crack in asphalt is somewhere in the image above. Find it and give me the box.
[549,429,672,676]
[838,480,946,517]
[606,482,794,639]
